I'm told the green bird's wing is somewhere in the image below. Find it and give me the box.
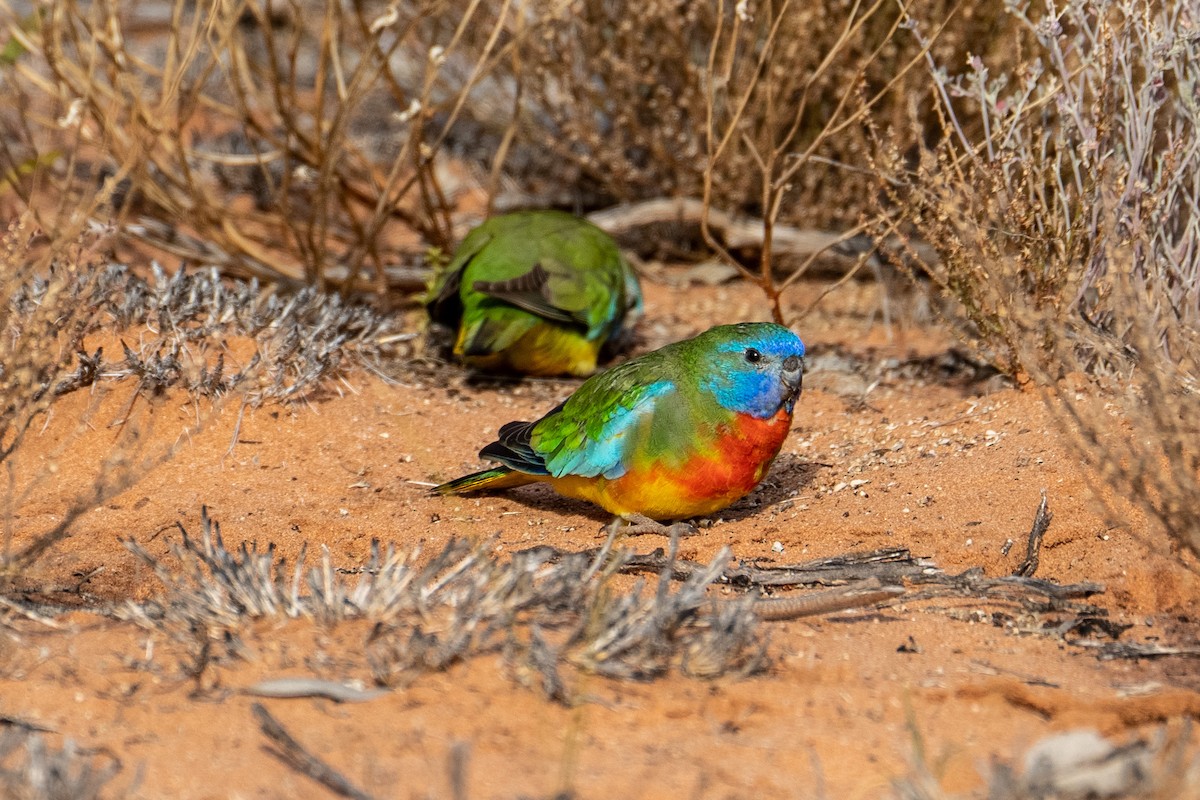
[431,211,638,344]
[425,225,495,327]
[479,345,700,482]
[476,212,629,335]
[470,262,591,328]
[480,361,675,480]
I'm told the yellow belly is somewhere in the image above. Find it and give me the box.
[459,324,599,377]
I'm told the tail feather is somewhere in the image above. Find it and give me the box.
[432,466,538,496]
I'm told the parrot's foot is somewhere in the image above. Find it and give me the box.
[618,513,699,537]
[585,514,695,583]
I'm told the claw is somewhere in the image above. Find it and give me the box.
[617,513,699,537]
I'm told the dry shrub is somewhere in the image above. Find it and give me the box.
[444,0,1032,326]
[0,213,402,585]
[0,726,119,800]
[0,218,151,577]
[0,0,513,291]
[467,0,1019,226]
[871,0,1200,560]
[1,0,1020,301]
[1056,278,1200,562]
[120,509,767,690]
[873,0,1199,376]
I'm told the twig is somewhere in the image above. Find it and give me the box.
[987,575,1104,601]
[1014,491,1052,577]
[0,596,64,628]
[753,578,905,621]
[618,546,933,587]
[907,569,1104,605]
[251,703,376,800]
[581,518,624,585]
[1084,642,1200,659]
[0,714,56,734]
[448,741,470,800]
[224,400,248,460]
[244,678,390,703]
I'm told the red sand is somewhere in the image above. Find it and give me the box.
[3,275,1197,798]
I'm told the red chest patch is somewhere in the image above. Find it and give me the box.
[675,408,793,499]
[550,407,796,519]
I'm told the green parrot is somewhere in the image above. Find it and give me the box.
[434,322,805,521]
[426,210,643,377]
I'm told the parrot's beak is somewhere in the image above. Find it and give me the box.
[781,355,804,397]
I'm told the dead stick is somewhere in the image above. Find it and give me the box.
[586,197,862,258]
[251,703,376,800]
[1014,491,1052,578]
[752,579,905,621]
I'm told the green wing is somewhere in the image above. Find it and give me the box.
[427,210,641,358]
[479,355,676,479]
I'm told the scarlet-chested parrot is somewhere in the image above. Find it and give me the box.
[433,322,805,521]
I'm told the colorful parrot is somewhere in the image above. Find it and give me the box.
[433,322,805,521]
[426,210,643,377]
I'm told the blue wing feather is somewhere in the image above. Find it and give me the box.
[535,379,674,480]
[476,374,675,481]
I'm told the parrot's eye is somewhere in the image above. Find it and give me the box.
[744,348,762,363]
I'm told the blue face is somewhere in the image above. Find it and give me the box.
[699,323,806,419]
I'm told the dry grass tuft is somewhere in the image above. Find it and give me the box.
[0,217,159,578]
[0,213,406,586]
[93,261,408,402]
[120,509,766,692]
[0,726,120,800]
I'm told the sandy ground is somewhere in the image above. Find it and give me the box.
[3,274,1199,799]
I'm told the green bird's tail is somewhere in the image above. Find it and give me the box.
[431,467,538,496]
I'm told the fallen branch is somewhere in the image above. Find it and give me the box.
[251,703,376,800]
[752,578,905,621]
[245,679,390,703]
[585,197,870,262]
[1080,641,1200,660]
[617,546,934,587]
[909,569,1105,605]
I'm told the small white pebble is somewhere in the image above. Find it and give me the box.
[772,541,784,554]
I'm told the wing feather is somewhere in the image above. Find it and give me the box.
[533,367,675,480]
[471,263,585,328]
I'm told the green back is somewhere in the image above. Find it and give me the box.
[427,210,642,356]
[528,334,728,479]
